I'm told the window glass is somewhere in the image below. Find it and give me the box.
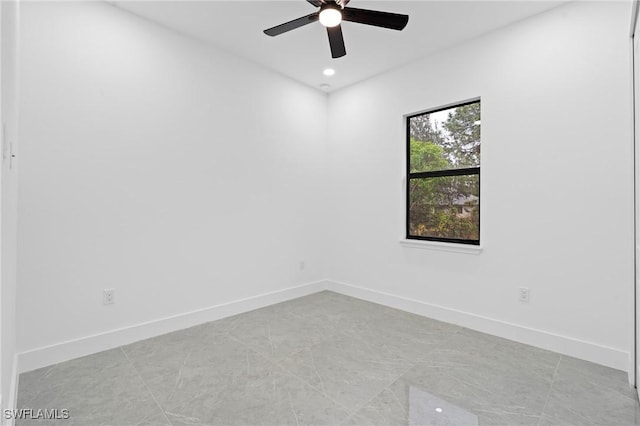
[407,100,480,245]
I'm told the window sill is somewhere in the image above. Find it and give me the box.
[399,239,483,254]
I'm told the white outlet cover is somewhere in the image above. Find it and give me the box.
[103,289,115,305]
[518,287,530,302]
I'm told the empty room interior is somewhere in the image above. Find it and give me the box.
[2,0,640,424]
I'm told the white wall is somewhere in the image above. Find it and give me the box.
[17,2,328,356]
[633,0,640,390]
[14,0,635,377]
[1,0,20,415]
[325,1,634,370]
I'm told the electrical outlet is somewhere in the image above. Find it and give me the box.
[103,289,115,305]
[518,287,530,303]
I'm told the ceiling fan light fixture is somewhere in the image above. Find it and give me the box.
[319,7,342,27]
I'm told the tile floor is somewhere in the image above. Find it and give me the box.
[16,291,640,425]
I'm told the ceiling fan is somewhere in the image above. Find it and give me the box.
[263,0,409,59]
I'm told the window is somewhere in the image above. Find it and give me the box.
[406,100,480,245]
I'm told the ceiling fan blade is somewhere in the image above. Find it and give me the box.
[327,25,346,58]
[264,12,319,36]
[306,0,323,7]
[342,7,409,31]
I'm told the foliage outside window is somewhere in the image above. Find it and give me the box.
[406,100,480,245]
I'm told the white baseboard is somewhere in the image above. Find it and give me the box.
[325,279,630,373]
[17,278,631,381]
[17,280,327,374]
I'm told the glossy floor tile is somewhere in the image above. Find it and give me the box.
[17,348,170,426]
[16,291,640,425]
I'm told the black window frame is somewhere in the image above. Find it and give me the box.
[405,99,481,246]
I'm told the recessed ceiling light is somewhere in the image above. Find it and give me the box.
[323,68,335,77]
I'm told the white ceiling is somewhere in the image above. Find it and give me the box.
[113,1,565,92]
